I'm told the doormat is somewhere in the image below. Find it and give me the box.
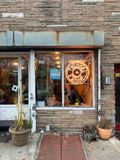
[37,133,86,160]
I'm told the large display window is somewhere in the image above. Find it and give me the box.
[36,52,94,107]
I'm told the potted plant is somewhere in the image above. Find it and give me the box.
[40,87,56,106]
[97,118,113,140]
[9,88,31,147]
[75,98,79,106]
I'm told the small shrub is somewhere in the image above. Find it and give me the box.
[98,119,112,129]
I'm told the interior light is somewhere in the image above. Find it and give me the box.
[55,56,60,60]
[21,66,26,70]
[56,61,61,65]
[57,65,61,68]
[12,62,18,66]
[54,52,60,55]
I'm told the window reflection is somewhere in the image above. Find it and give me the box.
[0,58,18,104]
[36,53,62,107]
[0,57,28,105]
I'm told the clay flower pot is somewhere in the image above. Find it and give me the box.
[46,96,56,106]
[97,124,112,140]
[9,127,30,147]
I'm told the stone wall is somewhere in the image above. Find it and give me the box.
[36,109,97,132]
[0,0,105,31]
[0,0,119,131]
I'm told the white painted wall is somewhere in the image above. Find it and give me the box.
[0,106,29,121]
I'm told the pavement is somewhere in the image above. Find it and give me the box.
[83,136,120,160]
[0,132,120,160]
[0,133,41,160]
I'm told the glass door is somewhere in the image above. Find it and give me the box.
[0,57,18,104]
[0,55,29,121]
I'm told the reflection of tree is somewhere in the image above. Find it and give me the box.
[0,58,18,104]
[0,69,9,84]
[0,83,17,104]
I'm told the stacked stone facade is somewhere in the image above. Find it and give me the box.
[0,0,120,132]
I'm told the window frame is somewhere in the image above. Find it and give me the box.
[36,51,95,109]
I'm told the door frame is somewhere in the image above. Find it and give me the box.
[0,52,36,132]
[29,50,36,133]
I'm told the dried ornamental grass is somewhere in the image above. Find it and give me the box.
[98,119,112,129]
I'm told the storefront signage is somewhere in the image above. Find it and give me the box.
[50,68,61,80]
[65,60,90,85]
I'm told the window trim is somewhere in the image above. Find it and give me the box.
[36,107,96,110]
[82,0,104,2]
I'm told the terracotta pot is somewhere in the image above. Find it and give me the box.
[9,127,30,147]
[46,96,56,106]
[97,125,112,140]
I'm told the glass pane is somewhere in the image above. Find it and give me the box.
[36,52,62,107]
[0,58,18,104]
[22,56,28,104]
[64,53,93,107]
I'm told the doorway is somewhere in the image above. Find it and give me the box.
[115,64,120,132]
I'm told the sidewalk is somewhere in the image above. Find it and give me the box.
[83,136,120,160]
[0,132,120,160]
[0,133,40,160]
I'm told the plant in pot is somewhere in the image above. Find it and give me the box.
[39,86,56,106]
[75,98,79,106]
[97,118,113,140]
[9,88,31,147]
[36,59,56,106]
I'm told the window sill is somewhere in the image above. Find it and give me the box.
[36,106,96,110]
[82,0,104,2]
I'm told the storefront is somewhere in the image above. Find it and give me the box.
[36,49,99,132]
[0,31,104,132]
